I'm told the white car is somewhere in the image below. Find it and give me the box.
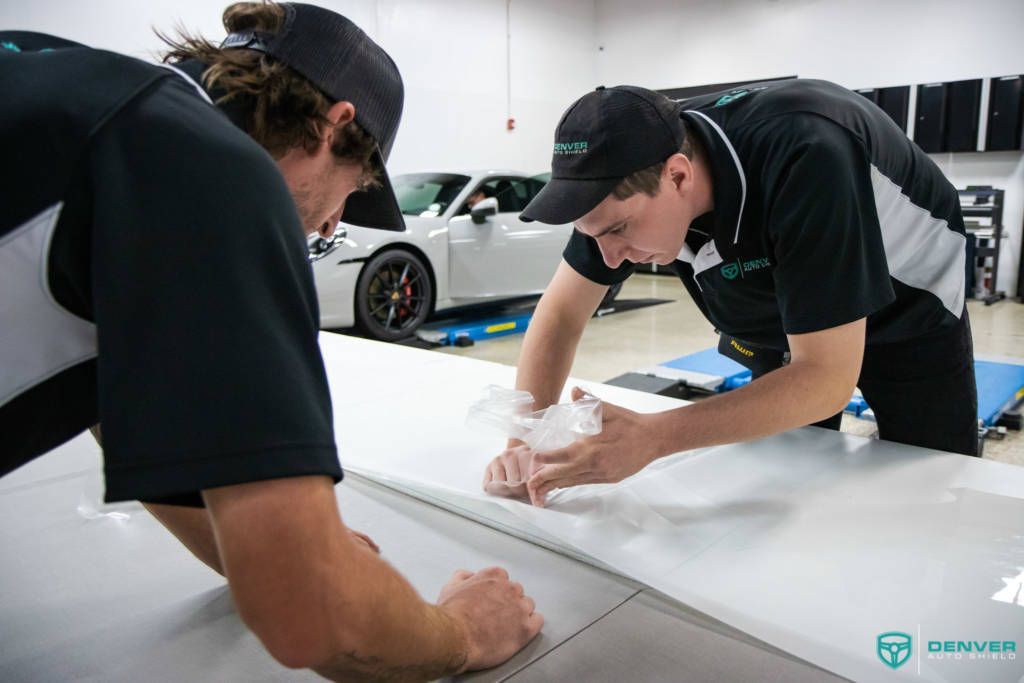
[309,170,621,341]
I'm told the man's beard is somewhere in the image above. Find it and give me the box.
[291,186,322,235]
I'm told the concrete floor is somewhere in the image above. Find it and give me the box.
[438,273,1024,467]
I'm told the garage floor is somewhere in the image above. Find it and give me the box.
[438,273,1024,467]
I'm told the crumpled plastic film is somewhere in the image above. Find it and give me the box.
[464,385,535,441]
[466,384,602,452]
[466,385,603,499]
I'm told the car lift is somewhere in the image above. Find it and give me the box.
[606,349,1024,454]
[415,310,535,347]
[415,299,668,347]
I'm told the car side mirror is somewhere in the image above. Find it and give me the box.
[470,197,498,224]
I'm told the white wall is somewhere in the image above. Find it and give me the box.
[595,0,1024,295]
[5,0,1021,293]
[373,0,597,175]
[0,0,597,175]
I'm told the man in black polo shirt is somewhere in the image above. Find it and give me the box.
[1,3,540,678]
[482,80,977,506]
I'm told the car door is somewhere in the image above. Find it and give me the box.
[504,175,572,292]
[447,176,570,300]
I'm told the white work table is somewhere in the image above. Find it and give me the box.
[0,434,838,682]
[2,332,1021,681]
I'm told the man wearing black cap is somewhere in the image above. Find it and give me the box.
[1,2,540,678]
[483,80,977,506]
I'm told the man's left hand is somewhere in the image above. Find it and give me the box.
[526,387,661,507]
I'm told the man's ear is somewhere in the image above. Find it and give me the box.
[323,101,356,143]
[664,152,693,195]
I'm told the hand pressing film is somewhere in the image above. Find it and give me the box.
[482,445,537,499]
[475,385,606,504]
[526,387,660,507]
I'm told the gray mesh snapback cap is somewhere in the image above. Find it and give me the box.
[222,3,406,231]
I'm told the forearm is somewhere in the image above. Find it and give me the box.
[90,425,225,575]
[205,477,467,680]
[651,359,854,459]
[143,503,224,575]
[311,551,467,682]
[509,261,609,449]
[515,299,586,411]
[509,314,583,449]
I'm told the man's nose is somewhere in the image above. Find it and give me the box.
[320,205,346,238]
[329,203,345,228]
[597,236,628,269]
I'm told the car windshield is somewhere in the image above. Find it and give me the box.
[393,173,471,217]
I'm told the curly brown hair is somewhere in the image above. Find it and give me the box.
[159,1,378,187]
[611,120,700,200]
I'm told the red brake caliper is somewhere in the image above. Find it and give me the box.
[399,275,412,319]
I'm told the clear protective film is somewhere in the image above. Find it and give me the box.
[320,333,1024,683]
[465,383,603,499]
[466,384,602,452]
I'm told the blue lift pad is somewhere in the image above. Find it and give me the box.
[848,360,1024,426]
[845,395,870,417]
[423,311,534,345]
[659,350,1024,426]
[976,360,1024,427]
[658,348,752,391]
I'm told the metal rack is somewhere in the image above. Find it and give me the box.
[961,186,1007,305]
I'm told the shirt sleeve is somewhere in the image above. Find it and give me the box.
[765,116,895,335]
[89,76,340,505]
[562,230,636,286]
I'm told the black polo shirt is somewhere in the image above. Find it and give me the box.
[0,33,341,504]
[565,79,968,351]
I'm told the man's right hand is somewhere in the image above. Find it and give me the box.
[437,567,543,672]
[482,444,536,499]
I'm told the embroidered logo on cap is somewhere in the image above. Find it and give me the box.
[554,141,588,155]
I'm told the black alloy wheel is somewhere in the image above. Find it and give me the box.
[355,249,433,342]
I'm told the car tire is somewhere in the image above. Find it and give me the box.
[354,249,434,342]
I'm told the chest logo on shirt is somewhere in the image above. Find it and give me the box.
[720,256,772,280]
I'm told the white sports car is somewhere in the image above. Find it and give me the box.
[308,170,621,341]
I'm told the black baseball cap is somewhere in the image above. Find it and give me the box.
[221,3,406,231]
[521,85,686,225]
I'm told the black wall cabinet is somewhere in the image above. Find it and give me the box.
[914,79,982,153]
[915,83,947,152]
[946,79,982,152]
[987,75,1024,151]
[856,85,910,132]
